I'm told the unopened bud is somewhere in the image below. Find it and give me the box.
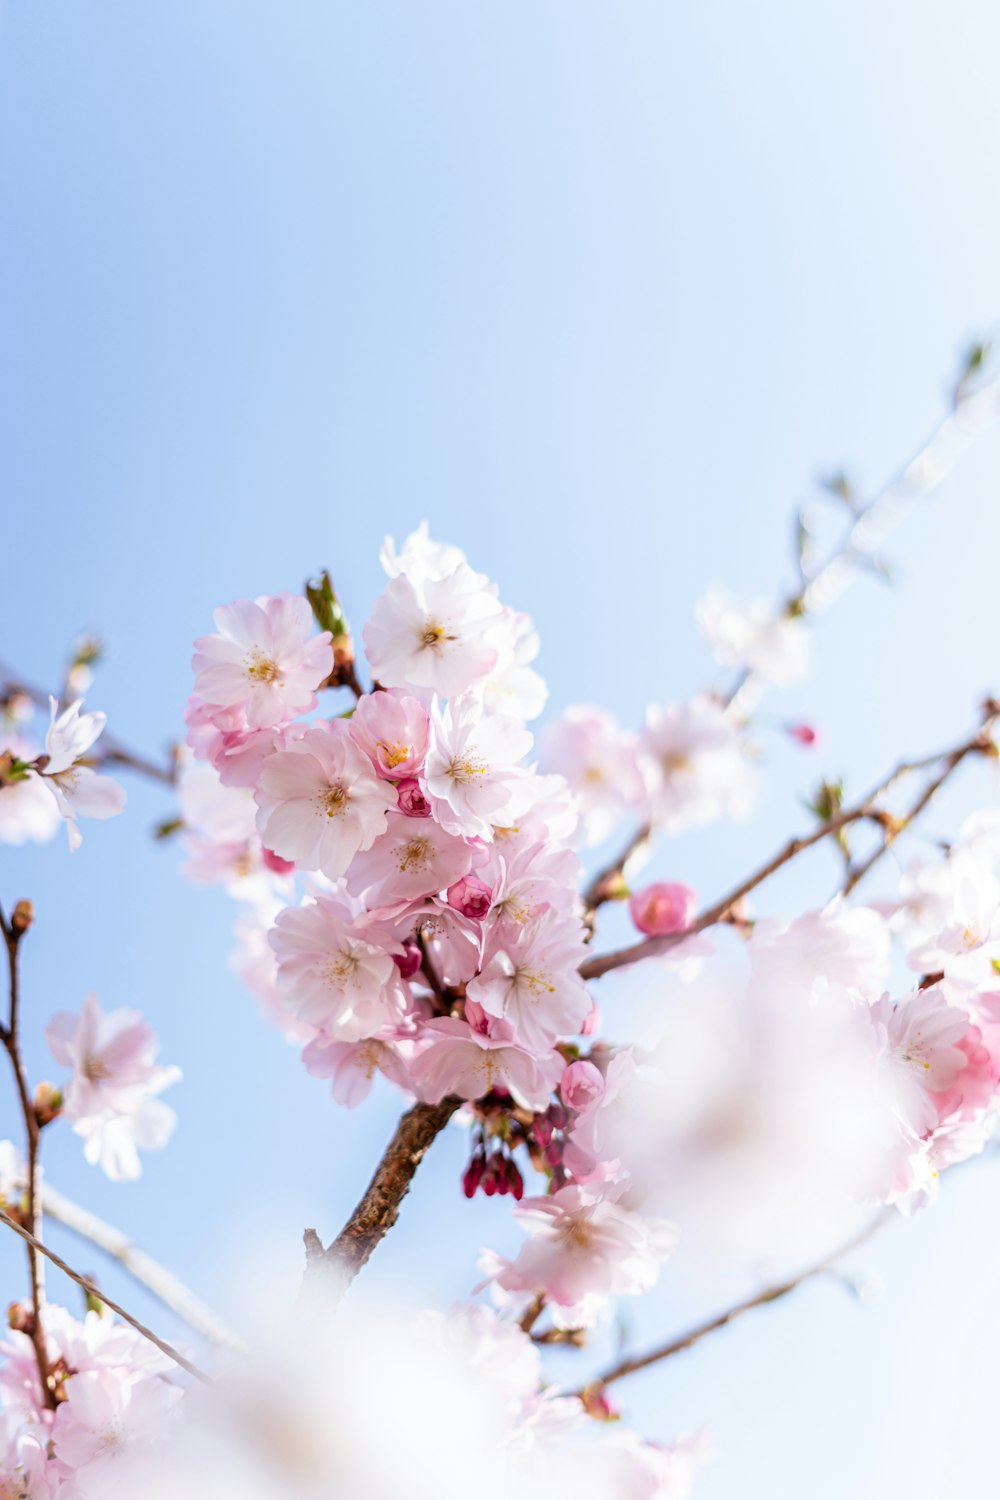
[34,1081,63,1127]
[7,1302,33,1334]
[396,779,432,818]
[787,722,820,748]
[393,943,423,982]
[446,874,493,922]
[11,900,33,936]
[628,881,696,937]
[462,1150,486,1199]
[581,1383,620,1422]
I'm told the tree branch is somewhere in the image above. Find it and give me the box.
[575,1212,890,1398]
[0,902,53,1406]
[725,368,1000,721]
[0,1208,210,1384]
[0,661,176,787]
[306,1096,462,1298]
[40,1182,247,1352]
[580,712,998,982]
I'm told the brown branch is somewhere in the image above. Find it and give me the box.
[575,1211,890,1398]
[580,713,999,982]
[582,823,652,926]
[307,1095,462,1297]
[518,1294,546,1334]
[0,1208,210,1384]
[0,903,53,1406]
[840,737,988,896]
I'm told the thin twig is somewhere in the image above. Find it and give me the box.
[0,660,176,787]
[581,823,652,925]
[0,1208,210,1384]
[41,1183,247,1352]
[580,712,999,982]
[574,1211,890,1397]
[724,370,1000,721]
[0,903,53,1406]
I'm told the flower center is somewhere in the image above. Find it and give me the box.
[378,740,413,770]
[514,966,556,999]
[82,1054,110,1083]
[322,952,359,989]
[397,836,432,872]
[447,752,488,785]
[317,783,348,818]
[246,652,282,685]
[418,619,457,653]
[661,750,692,774]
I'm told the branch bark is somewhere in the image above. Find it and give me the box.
[306,1096,462,1298]
[580,714,998,982]
[0,903,53,1405]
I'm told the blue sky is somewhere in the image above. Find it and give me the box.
[2,3,1000,1495]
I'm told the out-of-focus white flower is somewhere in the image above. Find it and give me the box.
[697,587,811,686]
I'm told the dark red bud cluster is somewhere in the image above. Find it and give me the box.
[462,1145,524,1201]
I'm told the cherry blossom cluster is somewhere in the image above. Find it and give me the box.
[0,1295,180,1498]
[180,528,693,1334]
[6,506,1000,1495]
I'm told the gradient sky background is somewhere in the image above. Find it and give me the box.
[3,3,1000,1496]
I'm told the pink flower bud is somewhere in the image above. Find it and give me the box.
[462,1151,486,1199]
[560,1059,605,1113]
[393,942,423,981]
[446,874,493,921]
[507,1159,524,1201]
[628,881,696,937]
[396,778,432,817]
[788,722,820,748]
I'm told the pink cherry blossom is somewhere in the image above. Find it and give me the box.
[349,689,430,779]
[538,706,646,848]
[52,1368,180,1490]
[411,1012,563,1111]
[302,1033,414,1107]
[483,841,580,933]
[269,895,405,1038]
[871,987,971,1135]
[45,994,180,1181]
[628,881,696,937]
[363,563,507,698]
[560,1059,606,1113]
[192,593,332,730]
[639,696,757,833]
[424,695,532,840]
[255,720,396,878]
[487,1180,677,1315]
[468,909,592,1053]
[40,698,126,851]
[345,812,475,906]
